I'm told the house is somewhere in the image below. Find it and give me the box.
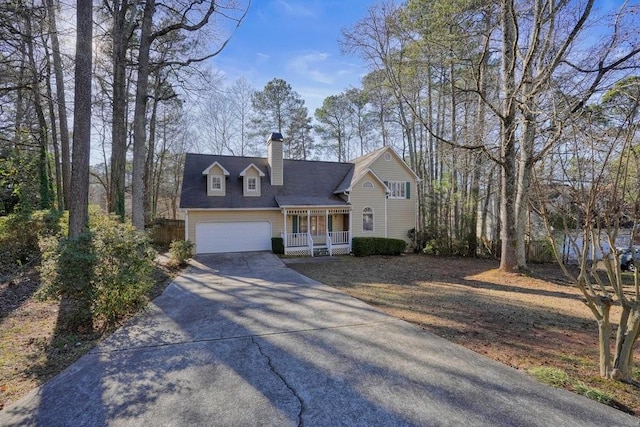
[179,133,419,255]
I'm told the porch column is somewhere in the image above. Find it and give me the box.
[325,209,329,237]
[283,208,287,249]
[349,209,353,250]
[307,209,312,256]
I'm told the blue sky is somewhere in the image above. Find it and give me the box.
[209,0,385,114]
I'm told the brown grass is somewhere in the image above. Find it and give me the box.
[288,254,640,416]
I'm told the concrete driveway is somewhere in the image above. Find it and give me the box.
[1,252,637,426]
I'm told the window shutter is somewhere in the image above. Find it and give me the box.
[406,182,410,199]
[293,216,298,233]
[328,215,333,232]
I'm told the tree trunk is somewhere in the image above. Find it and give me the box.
[23,10,52,210]
[109,0,135,220]
[499,0,518,272]
[596,307,612,378]
[612,307,640,381]
[63,0,94,334]
[46,0,71,210]
[144,94,158,225]
[131,0,154,230]
[44,45,63,211]
[515,108,535,270]
[69,0,92,238]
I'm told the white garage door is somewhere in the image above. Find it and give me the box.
[195,222,272,254]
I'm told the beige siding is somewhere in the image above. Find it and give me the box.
[267,140,283,185]
[369,152,417,241]
[186,210,283,243]
[206,164,226,196]
[349,172,387,238]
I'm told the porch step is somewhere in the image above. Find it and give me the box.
[313,247,330,257]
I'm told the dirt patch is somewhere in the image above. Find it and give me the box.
[288,254,640,416]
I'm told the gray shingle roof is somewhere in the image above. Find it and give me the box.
[180,153,354,209]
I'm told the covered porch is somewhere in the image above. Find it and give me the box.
[282,207,351,256]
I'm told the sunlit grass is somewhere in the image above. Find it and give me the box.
[529,366,570,387]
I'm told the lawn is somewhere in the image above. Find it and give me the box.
[287,254,640,416]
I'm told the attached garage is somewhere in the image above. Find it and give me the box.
[195,221,272,254]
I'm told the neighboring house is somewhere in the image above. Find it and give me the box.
[180,133,419,255]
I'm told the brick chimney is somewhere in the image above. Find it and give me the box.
[267,132,284,186]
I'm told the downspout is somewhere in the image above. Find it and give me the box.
[184,211,189,241]
[385,192,388,238]
[345,191,352,252]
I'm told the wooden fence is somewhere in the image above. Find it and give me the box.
[148,219,185,246]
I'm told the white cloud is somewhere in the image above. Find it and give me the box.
[274,0,316,18]
[256,52,271,64]
[287,52,334,84]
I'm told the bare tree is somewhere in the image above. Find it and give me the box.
[535,78,640,380]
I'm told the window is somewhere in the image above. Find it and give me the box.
[384,153,392,161]
[363,207,373,232]
[311,216,326,236]
[294,215,326,236]
[387,181,407,199]
[247,176,257,191]
[211,175,222,190]
[363,181,374,188]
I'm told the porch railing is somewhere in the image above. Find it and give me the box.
[287,232,308,247]
[307,232,314,257]
[329,231,349,245]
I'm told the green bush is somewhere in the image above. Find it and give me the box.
[39,211,157,330]
[38,233,96,331]
[352,237,407,257]
[271,237,284,254]
[0,209,65,274]
[169,240,194,265]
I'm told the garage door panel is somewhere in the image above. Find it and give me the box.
[196,222,272,254]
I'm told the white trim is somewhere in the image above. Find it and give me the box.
[202,161,230,176]
[359,146,420,181]
[238,163,266,177]
[339,168,389,194]
[277,204,352,209]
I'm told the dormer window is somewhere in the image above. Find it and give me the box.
[202,161,229,197]
[247,177,257,191]
[211,175,222,191]
[239,163,265,197]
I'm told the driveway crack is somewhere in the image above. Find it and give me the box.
[252,336,305,427]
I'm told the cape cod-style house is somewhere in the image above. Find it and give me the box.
[180,133,419,256]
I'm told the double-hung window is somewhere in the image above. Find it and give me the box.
[211,175,222,191]
[247,177,257,191]
[387,181,409,199]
